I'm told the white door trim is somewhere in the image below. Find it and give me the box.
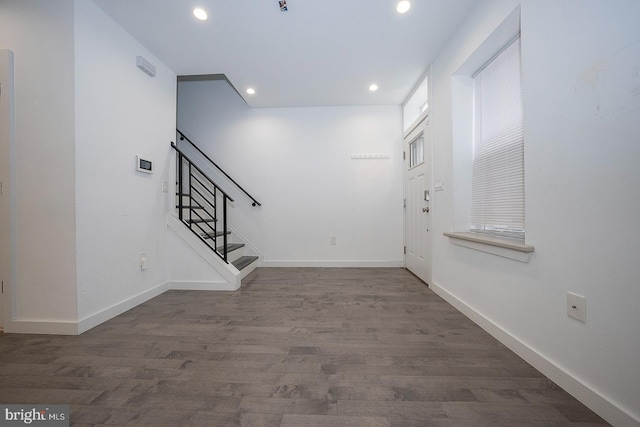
[0,49,16,330]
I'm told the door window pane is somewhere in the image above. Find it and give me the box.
[409,136,424,168]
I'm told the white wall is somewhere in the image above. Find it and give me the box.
[0,0,78,330]
[165,219,231,289]
[178,80,404,266]
[74,0,176,327]
[431,1,640,425]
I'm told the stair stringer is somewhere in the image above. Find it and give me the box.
[166,213,241,290]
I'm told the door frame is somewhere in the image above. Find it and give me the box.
[0,49,16,330]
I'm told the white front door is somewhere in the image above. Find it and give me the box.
[0,49,15,330]
[404,117,432,284]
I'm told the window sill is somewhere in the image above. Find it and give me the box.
[444,231,534,263]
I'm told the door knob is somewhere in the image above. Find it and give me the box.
[422,207,429,213]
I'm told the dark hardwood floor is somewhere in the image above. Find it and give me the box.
[0,268,609,426]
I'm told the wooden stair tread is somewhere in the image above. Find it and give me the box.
[200,230,230,239]
[184,218,216,224]
[232,256,258,271]
[217,243,245,253]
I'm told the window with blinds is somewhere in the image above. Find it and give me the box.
[470,35,524,240]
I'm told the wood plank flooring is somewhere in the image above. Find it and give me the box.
[0,268,609,426]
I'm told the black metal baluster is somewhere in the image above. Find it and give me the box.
[188,162,193,229]
[223,196,228,262]
[177,153,184,222]
[213,185,217,254]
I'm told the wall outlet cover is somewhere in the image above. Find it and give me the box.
[566,292,586,323]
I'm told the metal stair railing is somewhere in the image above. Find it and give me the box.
[177,129,261,207]
[171,142,232,263]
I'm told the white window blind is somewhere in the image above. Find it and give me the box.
[470,36,524,240]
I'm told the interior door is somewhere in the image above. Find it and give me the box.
[0,49,15,329]
[404,116,432,284]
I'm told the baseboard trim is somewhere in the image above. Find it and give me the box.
[4,319,79,335]
[260,260,404,268]
[78,281,171,334]
[78,280,241,334]
[430,281,640,427]
[168,280,240,291]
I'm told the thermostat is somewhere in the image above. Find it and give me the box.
[136,156,153,174]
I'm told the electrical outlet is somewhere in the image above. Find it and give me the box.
[330,236,336,245]
[139,253,148,270]
[162,180,168,192]
[567,292,586,323]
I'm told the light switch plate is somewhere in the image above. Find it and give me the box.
[567,292,586,323]
[434,178,444,191]
[139,252,148,270]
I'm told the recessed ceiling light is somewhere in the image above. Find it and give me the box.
[369,84,379,92]
[246,88,256,95]
[396,1,411,14]
[193,8,208,20]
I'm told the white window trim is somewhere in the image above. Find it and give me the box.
[444,231,534,262]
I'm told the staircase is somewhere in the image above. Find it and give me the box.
[172,130,260,281]
[176,219,258,279]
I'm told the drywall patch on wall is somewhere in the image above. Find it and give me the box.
[575,59,609,91]
[574,40,640,118]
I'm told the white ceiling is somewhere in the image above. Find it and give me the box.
[93,0,478,108]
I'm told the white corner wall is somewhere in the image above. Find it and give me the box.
[177,80,404,267]
[430,0,640,425]
[0,0,79,333]
[74,0,177,331]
